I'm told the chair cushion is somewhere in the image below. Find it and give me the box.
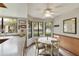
[39,49,51,56]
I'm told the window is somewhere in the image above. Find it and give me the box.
[33,22,39,36]
[0,17,17,33]
[45,22,52,36]
[33,22,43,36]
[28,21,53,38]
[0,18,2,33]
[39,22,43,36]
[28,21,32,38]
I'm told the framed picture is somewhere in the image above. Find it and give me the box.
[19,25,26,28]
[63,17,77,34]
[19,20,26,25]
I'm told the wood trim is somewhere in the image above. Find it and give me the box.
[1,17,3,33]
[54,33,79,39]
[54,33,79,55]
[60,46,76,56]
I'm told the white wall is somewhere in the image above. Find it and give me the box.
[54,8,79,38]
[0,3,27,18]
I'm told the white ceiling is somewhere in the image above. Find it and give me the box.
[28,3,79,19]
[0,3,79,19]
[0,3,27,18]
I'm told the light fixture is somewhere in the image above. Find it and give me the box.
[0,3,7,8]
[44,3,54,17]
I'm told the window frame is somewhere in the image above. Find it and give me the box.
[33,22,43,37]
[28,21,32,38]
[45,22,52,36]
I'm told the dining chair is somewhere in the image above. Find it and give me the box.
[51,40,59,56]
[39,40,60,56]
[38,43,51,56]
[35,38,45,56]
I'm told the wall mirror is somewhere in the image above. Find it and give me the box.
[63,17,77,34]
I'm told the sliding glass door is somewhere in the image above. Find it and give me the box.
[33,22,43,37]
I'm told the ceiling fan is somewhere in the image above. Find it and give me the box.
[0,3,7,8]
[43,3,54,17]
[35,3,63,18]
